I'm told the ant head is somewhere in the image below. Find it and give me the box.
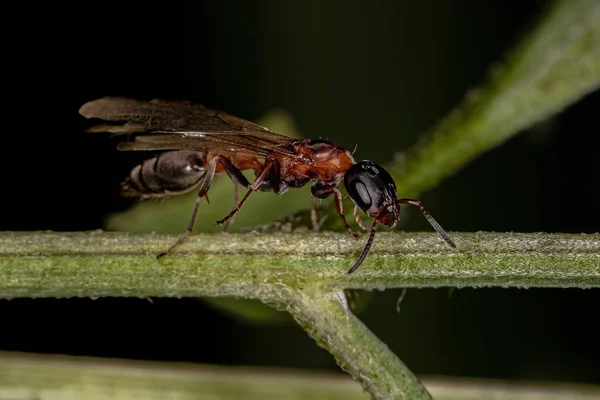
[344,160,399,228]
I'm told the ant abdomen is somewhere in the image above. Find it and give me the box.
[122,150,207,198]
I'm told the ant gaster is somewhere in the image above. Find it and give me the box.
[79,97,456,274]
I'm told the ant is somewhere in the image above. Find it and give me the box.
[80,97,456,273]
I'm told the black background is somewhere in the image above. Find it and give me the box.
[1,0,599,385]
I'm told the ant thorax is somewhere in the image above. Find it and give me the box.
[285,139,356,184]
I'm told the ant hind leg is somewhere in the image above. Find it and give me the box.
[157,155,226,259]
[157,155,253,258]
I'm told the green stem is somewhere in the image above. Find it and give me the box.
[391,0,600,197]
[6,230,596,398]
[285,289,432,400]
[1,231,598,299]
[3,351,599,400]
[0,351,371,400]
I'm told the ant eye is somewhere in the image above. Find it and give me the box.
[351,181,372,209]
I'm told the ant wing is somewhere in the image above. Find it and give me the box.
[79,97,300,159]
[115,131,301,159]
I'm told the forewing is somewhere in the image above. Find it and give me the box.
[79,97,300,158]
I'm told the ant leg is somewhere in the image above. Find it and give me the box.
[220,159,252,189]
[332,187,360,239]
[214,157,254,232]
[397,198,456,248]
[311,181,359,239]
[223,185,239,232]
[310,197,329,232]
[158,156,252,258]
[353,205,367,231]
[157,155,228,259]
[311,197,319,232]
[215,158,276,226]
[347,221,378,274]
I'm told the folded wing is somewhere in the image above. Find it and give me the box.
[79,97,300,158]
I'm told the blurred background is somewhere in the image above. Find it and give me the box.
[1,0,599,387]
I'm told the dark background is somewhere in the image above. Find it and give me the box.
[2,0,599,385]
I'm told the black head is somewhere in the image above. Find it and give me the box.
[342,160,456,274]
[344,160,399,228]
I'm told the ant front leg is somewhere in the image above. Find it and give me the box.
[397,198,457,249]
[215,158,277,226]
[311,180,359,239]
[353,204,368,231]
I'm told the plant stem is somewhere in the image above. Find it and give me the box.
[6,230,596,399]
[285,289,432,400]
[0,351,371,400]
[1,231,598,299]
[3,351,599,400]
[391,0,600,198]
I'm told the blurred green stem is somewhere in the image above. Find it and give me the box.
[391,0,600,198]
[3,351,599,400]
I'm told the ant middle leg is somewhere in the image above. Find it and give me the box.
[219,160,254,232]
[223,185,239,232]
[311,196,319,232]
[215,158,277,226]
[310,197,330,233]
